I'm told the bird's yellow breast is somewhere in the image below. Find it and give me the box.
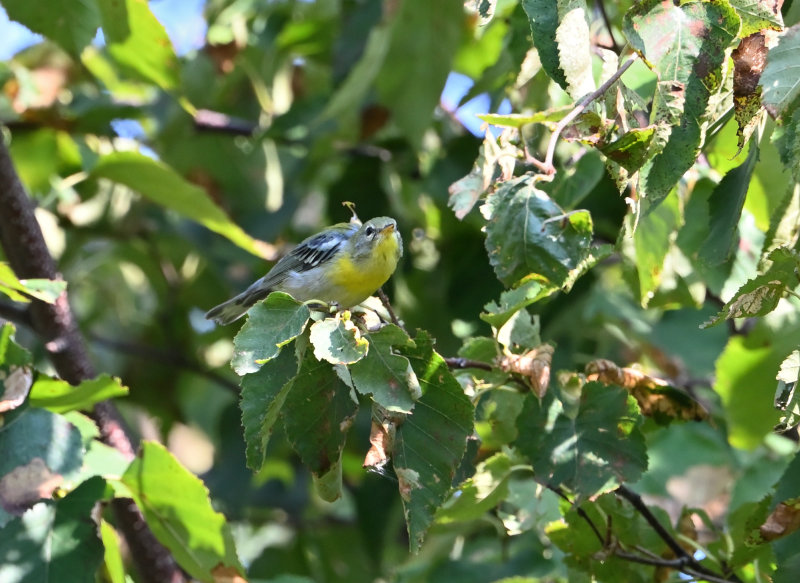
[327,234,400,306]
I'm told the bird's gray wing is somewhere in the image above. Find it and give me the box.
[259,223,357,288]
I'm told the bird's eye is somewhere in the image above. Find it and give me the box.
[365,225,375,238]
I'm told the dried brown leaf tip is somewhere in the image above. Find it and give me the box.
[585,359,708,422]
[363,418,396,470]
[760,499,800,542]
[497,344,554,398]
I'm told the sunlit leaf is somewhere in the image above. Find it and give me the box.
[520,0,568,90]
[29,374,128,413]
[515,383,648,498]
[436,453,514,523]
[715,324,798,449]
[698,140,760,267]
[483,176,593,288]
[309,317,368,365]
[624,0,740,212]
[2,0,100,58]
[231,292,310,375]
[760,24,800,118]
[121,442,243,582]
[91,151,268,260]
[97,0,180,91]
[702,247,800,327]
[0,477,106,583]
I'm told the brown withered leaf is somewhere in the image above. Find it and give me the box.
[0,457,63,515]
[732,33,769,150]
[363,418,395,469]
[585,359,708,422]
[760,499,800,542]
[497,344,554,398]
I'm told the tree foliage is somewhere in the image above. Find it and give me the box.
[1,0,800,582]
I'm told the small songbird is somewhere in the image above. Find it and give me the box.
[205,216,402,325]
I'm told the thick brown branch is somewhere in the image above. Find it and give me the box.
[0,140,185,583]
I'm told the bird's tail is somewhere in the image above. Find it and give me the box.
[205,279,271,325]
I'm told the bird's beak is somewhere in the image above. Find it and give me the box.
[380,223,396,234]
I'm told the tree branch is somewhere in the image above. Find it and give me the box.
[615,485,742,583]
[540,54,638,175]
[0,300,33,328]
[0,139,186,583]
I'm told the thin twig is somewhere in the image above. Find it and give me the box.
[377,288,404,330]
[193,109,257,136]
[542,54,638,175]
[615,485,742,583]
[443,357,495,372]
[595,0,620,53]
[545,484,606,546]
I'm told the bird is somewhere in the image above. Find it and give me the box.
[205,216,402,325]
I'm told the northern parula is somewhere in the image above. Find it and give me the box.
[206,216,402,325]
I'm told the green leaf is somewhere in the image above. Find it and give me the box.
[240,347,298,471]
[483,176,594,288]
[475,389,525,448]
[553,2,594,99]
[515,383,648,498]
[481,275,558,328]
[309,317,368,365]
[281,338,358,501]
[760,24,800,118]
[0,408,84,514]
[393,331,474,550]
[91,151,267,259]
[476,106,574,128]
[231,292,310,375]
[318,20,392,123]
[775,110,800,183]
[375,0,464,146]
[29,374,129,413]
[599,127,656,174]
[714,325,798,449]
[520,0,568,90]
[436,453,514,523]
[0,477,106,583]
[762,184,800,259]
[702,247,800,327]
[100,519,126,583]
[0,324,33,414]
[624,0,740,212]
[634,189,681,306]
[777,350,800,385]
[349,324,419,413]
[729,0,783,37]
[548,150,606,210]
[96,0,180,91]
[0,263,66,304]
[698,140,760,267]
[121,441,243,582]
[1,0,100,58]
